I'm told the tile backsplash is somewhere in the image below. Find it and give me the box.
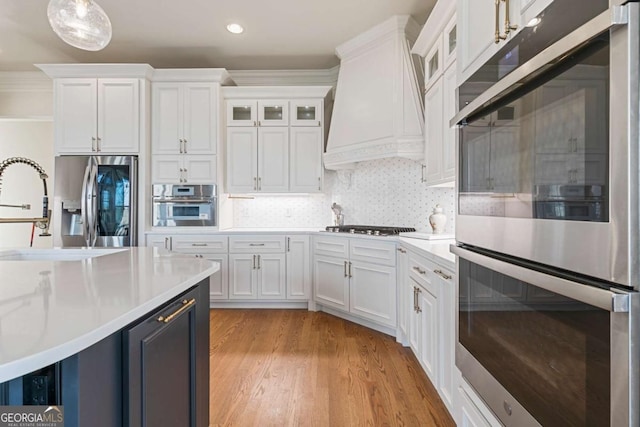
[231,158,455,233]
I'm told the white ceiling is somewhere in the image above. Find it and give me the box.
[0,0,435,72]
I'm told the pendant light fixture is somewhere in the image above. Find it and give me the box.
[47,0,112,51]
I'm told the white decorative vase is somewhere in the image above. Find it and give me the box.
[429,205,447,234]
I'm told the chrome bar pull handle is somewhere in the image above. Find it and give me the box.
[415,288,422,313]
[253,254,257,269]
[434,269,452,280]
[348,262,352,278]
[96,137,101,152]
[344,261,348,277]
[258,177,262,191]
[91,137,97,152]
[257,255,261,269]
[179,139,184,153]
[495,0,507,43]
[286,237,291,252]
[254,177,257,190]
[183,139,187,153]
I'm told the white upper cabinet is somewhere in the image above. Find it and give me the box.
[223,86,330,194]
[55,78,140,154]
[227,99,289,127]
[257,127,289,192]
[152,82,217,155]
[457,0,522,83]
[258,100,289,127]
[226,100,258,127]
[412,1,458,186]
[226,126,288,193]
[290,99,323,127]
[290,127,323,192]
[227,127,258,192]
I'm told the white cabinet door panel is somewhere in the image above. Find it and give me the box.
[229,254,257,299]
[204,254,228,300]
[257,254,286,299]
[442,62,457,181]
[98,78,139,153]
[152,156,182,183]
[314,255,349,311]
[152,84,182,154]
[289,127,322,192]
[183,155,216,184]
[286,235,310,300]
[258,127,289,192]
[184,83,216,154]
[425,78,444,183]
[418,285,438,384]
[55,79,97,153]
[227,127,258,193]
[349,261,396,327]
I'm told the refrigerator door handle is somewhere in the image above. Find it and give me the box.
[88,158,99,247]
[80,158,92,246]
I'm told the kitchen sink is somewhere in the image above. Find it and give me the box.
[0,248,127,261]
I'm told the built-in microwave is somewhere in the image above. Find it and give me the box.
[152,185,217,227]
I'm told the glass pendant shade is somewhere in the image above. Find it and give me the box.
[47,0,112,51]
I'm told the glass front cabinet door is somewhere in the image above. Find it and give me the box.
[227,100,257,127]
[290,99,323,127]
[257,100,289,126]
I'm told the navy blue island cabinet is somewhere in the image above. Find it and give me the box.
[1,279,210,427]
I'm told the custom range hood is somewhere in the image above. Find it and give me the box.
[324,15,424,170]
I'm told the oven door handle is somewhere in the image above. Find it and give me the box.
[451,245,630,312]
[451,4,629,126]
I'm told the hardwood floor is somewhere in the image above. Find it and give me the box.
[209,309,455,427]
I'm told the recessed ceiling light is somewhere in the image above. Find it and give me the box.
[526,17,541,27]
[227,23,244,34]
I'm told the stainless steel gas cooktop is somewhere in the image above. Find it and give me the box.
[324,225,416,236]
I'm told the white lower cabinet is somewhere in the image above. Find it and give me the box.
[286,235,311,299]
[400,244,456,415]
[314,254,350,311]
[408,275,439,384]
[229,253,286,300]
[457,371,502,427]
[313,235,397,329]
[350,261,396,328]
[145,234,229,302]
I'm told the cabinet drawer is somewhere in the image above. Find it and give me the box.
[349,240,396,267]
[313,235,349,258]
[171,236,228,253]
[408,253,439,295]
[229,235,285,253]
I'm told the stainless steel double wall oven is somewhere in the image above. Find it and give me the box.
[452,1,639,425]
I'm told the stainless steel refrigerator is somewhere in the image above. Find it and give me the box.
[54,156,137,247]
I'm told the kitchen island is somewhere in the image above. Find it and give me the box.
[0,247,219,427]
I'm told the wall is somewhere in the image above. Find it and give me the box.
[231,157,455,233]
[0,120,55,248]
[0,72,55,248]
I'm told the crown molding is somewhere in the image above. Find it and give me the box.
[36,63,155,80]
[336,15,421,60]
[0,71,52,92]
[227,66,339,87]
[222,85,332,99]
[152,68,232,84]
[411,1,456,57]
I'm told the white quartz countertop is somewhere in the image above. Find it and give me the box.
[398,237,456,271]
[0,247,219,383]
[146,227,324,235]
